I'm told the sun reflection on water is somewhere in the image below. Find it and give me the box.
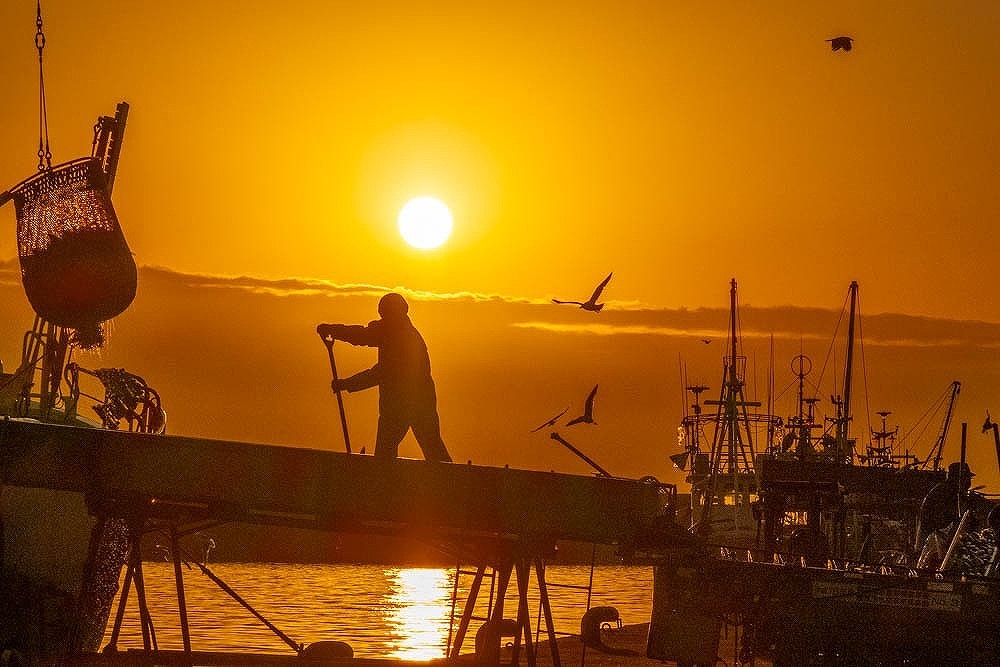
[103,563,651,658]
[384,568,453,660]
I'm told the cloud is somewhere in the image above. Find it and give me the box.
[512,321,728,338]
[509,319,1000,349]
[7,260,999,350]
[140,265,550,305]
[512,321,835,341]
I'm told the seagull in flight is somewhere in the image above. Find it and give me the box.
[566,384,599,426]
[552,272,613,312]
[531,407,569,433]
[827,36,853,51]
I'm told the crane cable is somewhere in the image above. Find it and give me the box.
[36,0,53,171]
[812,289,850,403]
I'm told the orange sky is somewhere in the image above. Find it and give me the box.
[2,4,1000,490]
[2,1,999,320]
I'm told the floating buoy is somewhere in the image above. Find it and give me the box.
[300,640,353,659]
[581,606,638,656]
[475,618,519,660]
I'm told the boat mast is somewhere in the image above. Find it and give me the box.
[699,279,760,531]
[835,281,858,463]
[789,354,819,459]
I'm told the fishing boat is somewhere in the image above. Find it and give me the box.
[647,541,1000,665]
[649,279,1000,665]
[673,278,780,548]
[0,97,173,661]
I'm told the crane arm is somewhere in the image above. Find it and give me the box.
[925,381,961,470]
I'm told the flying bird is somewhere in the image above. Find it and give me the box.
[531,407,570,433]
[552,272,613,312]
[827,36,853,51]
[701,339,712,345]
[566,384,599,426]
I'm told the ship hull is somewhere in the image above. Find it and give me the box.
[648,548,1000,665]
[1,485,125,662]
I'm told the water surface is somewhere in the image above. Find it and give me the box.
[103,563,653,659]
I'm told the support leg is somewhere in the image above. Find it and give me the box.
[104,555,134,652]
[452,564,486,657]
[534,559,561,667]
[480,561,514,666]
[446,560,461,657]
[514,559,536,667]
[170,525,192,655]
[130,532,157,652]
[581,544,597,667]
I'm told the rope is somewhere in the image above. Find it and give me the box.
[907,393,946,461]
[812,289,849,403]
[897,383,953,465]
[164,537,303,653]
[35,0,52,171]
[190,558,303,652]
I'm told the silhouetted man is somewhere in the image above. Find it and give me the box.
[317,293,452,462]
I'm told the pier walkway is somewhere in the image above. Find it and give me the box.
[1,418,680,665]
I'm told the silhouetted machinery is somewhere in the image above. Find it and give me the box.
[64,363,167,434]
[2,102,135,346]
[0,102,155,429]
[2,1,134,345]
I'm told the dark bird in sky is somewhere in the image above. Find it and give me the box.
[701,339,712,344]
[531,407,569,433]
[553,272,613,312]
[827,36,853,51]
[566,384,599,426]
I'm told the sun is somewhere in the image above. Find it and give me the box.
[398,197,453,249]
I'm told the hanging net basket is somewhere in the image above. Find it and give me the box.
[10,157,137,333]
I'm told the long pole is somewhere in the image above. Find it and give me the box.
[549,432,612,477]
[959,422,967,516]
[322,337,352,454]
[992,423,1000,474]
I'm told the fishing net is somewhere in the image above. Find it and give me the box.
[9,157,137,342]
